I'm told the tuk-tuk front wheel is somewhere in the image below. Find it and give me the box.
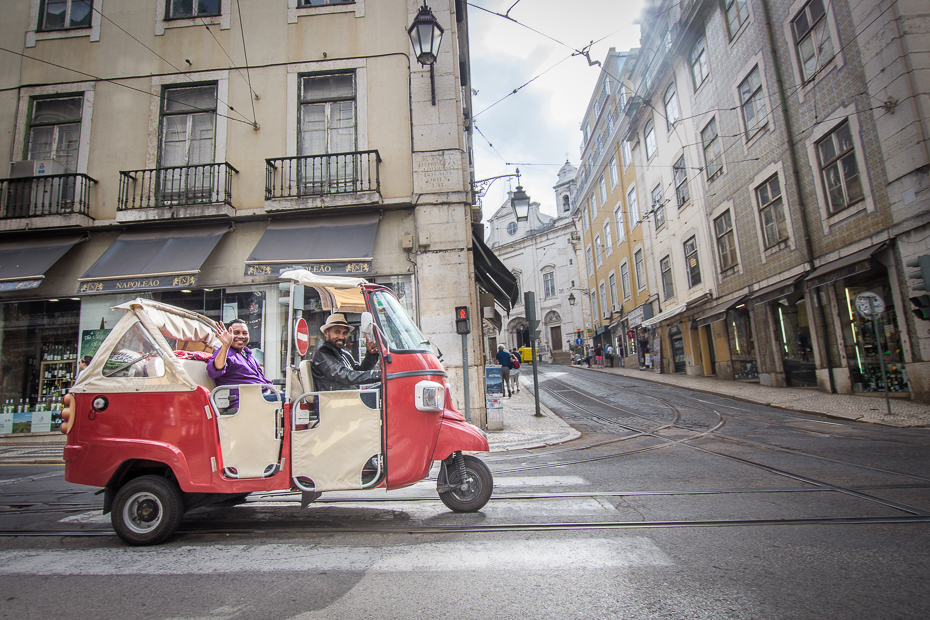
[439,454,493,512]
[111,475,184,546]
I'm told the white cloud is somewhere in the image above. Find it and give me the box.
[468,0,643,222]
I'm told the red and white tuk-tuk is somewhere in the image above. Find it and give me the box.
[61,270,492,545]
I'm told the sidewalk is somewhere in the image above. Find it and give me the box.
[576,363,930,428]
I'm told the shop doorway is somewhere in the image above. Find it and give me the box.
[775,296,816,387]
[704,325,717,375]
[669,327,686,373]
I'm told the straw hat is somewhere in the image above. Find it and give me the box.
[320,313,354,334]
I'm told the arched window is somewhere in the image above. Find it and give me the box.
[644,119,657,159]
[562,194,570,212]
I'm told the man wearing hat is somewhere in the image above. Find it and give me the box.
[311,313,381,391]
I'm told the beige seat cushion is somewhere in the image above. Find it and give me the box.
[298,359,315,394]
[180,359,216,390]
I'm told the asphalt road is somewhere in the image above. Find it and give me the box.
[2,365,929,619]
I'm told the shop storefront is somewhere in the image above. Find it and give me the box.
[624,303,655,370]
[749,275,814,387]
[668,325,685,373]
[727,304,758,380]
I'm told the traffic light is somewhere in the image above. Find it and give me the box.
[454,306,471,334]
[906,255,930,321]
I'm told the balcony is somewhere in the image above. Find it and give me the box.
[264,150,381,212]
[0,173,96,230]
[117,162,238,222]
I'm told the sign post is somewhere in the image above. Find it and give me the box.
[294,318,310,356]
[525,292,542,417]
[856,292,891,417]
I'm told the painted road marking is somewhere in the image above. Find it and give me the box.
[0,538,673,575]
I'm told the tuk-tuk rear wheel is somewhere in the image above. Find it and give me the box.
[111,475,184,546]
[439,454,493,512]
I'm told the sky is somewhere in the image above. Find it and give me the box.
[466,0,644,227]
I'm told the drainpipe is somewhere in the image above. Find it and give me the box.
[759,0,835,392]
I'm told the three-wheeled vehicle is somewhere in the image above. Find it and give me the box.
[61,270,492,545]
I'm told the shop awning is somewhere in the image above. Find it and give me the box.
[641,302,687,327]
[806,243,886,289]
[473,235,519,312]
[245,213,378,277]
[0,235,84,291]
[750,274,806,305]
[692,295,748,327]
[77,226,227,294]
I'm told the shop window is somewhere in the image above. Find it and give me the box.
[816,121,863,215]
[620,262,631,300]
[634,249,646,291]
[664,84,679,127]
[102,323,166,378]
[725,0,750,39]
[738,65,766,138]
[792,0,834,82]
[684,236,702,287]
[727,306,758,380]
[166,0,220,19]
[669,327,686,373]
[543,271,556,298]
[673,156,690,208]
[39,0,92,31]
[652,185,665,229]
[714,210,738,272]
[27,96,83,173]
[690,37,710,90]
[644,120,657,160]
[660,255,674,300]
[702,117,723,180]
[757,174,788,248]
[839,278,908,393]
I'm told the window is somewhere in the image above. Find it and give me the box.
[608,157,619,188]
[673,156,690,208]
[159,85,217,198]
[817,121,863,214]
[714,210,738,271]
[598,176,607,205]
[583,121,591,145]
[739,66,766,138]
[702,118,723,180]
[39,0,92,31]
[166,0,221,19]
[617,85,626,111]
[103,323,166,379]
[300,73,356,156]
[589,195,596,218]
[592,291,600,317]
[27,96,83,173]
[543,272,556,298]
[664,84,680,127]
[614,206,625,244]
[757,175,789,247]
[582,204,590,231]
[620,263,631,300]
[652,185,665,229]
[690,37,710,89]
[792,0,834,82]
[644,120,657,160]
[660,255,674,300]
[609,274,618,308]
[562,194,571,212]
[595,235,603,266]
[684,236,702,287]
[725,0,750,38]
[507,222,518,236]
[628,187,639,225]
[586,246,594,276]
[604,221,613,255]
[634,249,646,290]
[299,0,353,5]
[621,141,632,168]
[599,283,608,316]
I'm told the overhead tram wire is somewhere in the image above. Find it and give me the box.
[0,46,255,126]
[200,17,261,117]
[235,0,259,128]
[87,5,252,125]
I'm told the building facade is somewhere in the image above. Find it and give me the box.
[623,0,930,401]
[0,0,507,433]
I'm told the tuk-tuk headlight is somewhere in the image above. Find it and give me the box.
[414,380,444,412]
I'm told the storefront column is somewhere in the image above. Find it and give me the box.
[699,324,713,376]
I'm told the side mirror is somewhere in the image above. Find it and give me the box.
[360,311,374,337]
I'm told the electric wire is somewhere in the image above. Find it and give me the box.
[235,0,258,127]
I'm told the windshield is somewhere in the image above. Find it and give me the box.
[371,290,429,352]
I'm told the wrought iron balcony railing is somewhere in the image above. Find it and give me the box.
[118,162,238,210]
[265,150,381,200]
[0,173,96,219]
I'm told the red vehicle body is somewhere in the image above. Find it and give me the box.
[61,273,491,545]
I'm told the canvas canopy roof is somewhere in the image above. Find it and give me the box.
[279,269,369,314]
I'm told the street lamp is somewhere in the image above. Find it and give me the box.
[568,292,576,306]
[472,168,532,222]
[408,4,444,105]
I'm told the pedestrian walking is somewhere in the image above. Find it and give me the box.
[594,344,603,368]
[606,343,614,368]
[509,348,521,393]
[495,345,513,397]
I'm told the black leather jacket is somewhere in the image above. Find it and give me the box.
[310,340,381,391]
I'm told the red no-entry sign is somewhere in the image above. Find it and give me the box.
[295,318,310,356]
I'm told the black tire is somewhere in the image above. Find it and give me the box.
[111,475,184,546]
[439,454,493,512]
